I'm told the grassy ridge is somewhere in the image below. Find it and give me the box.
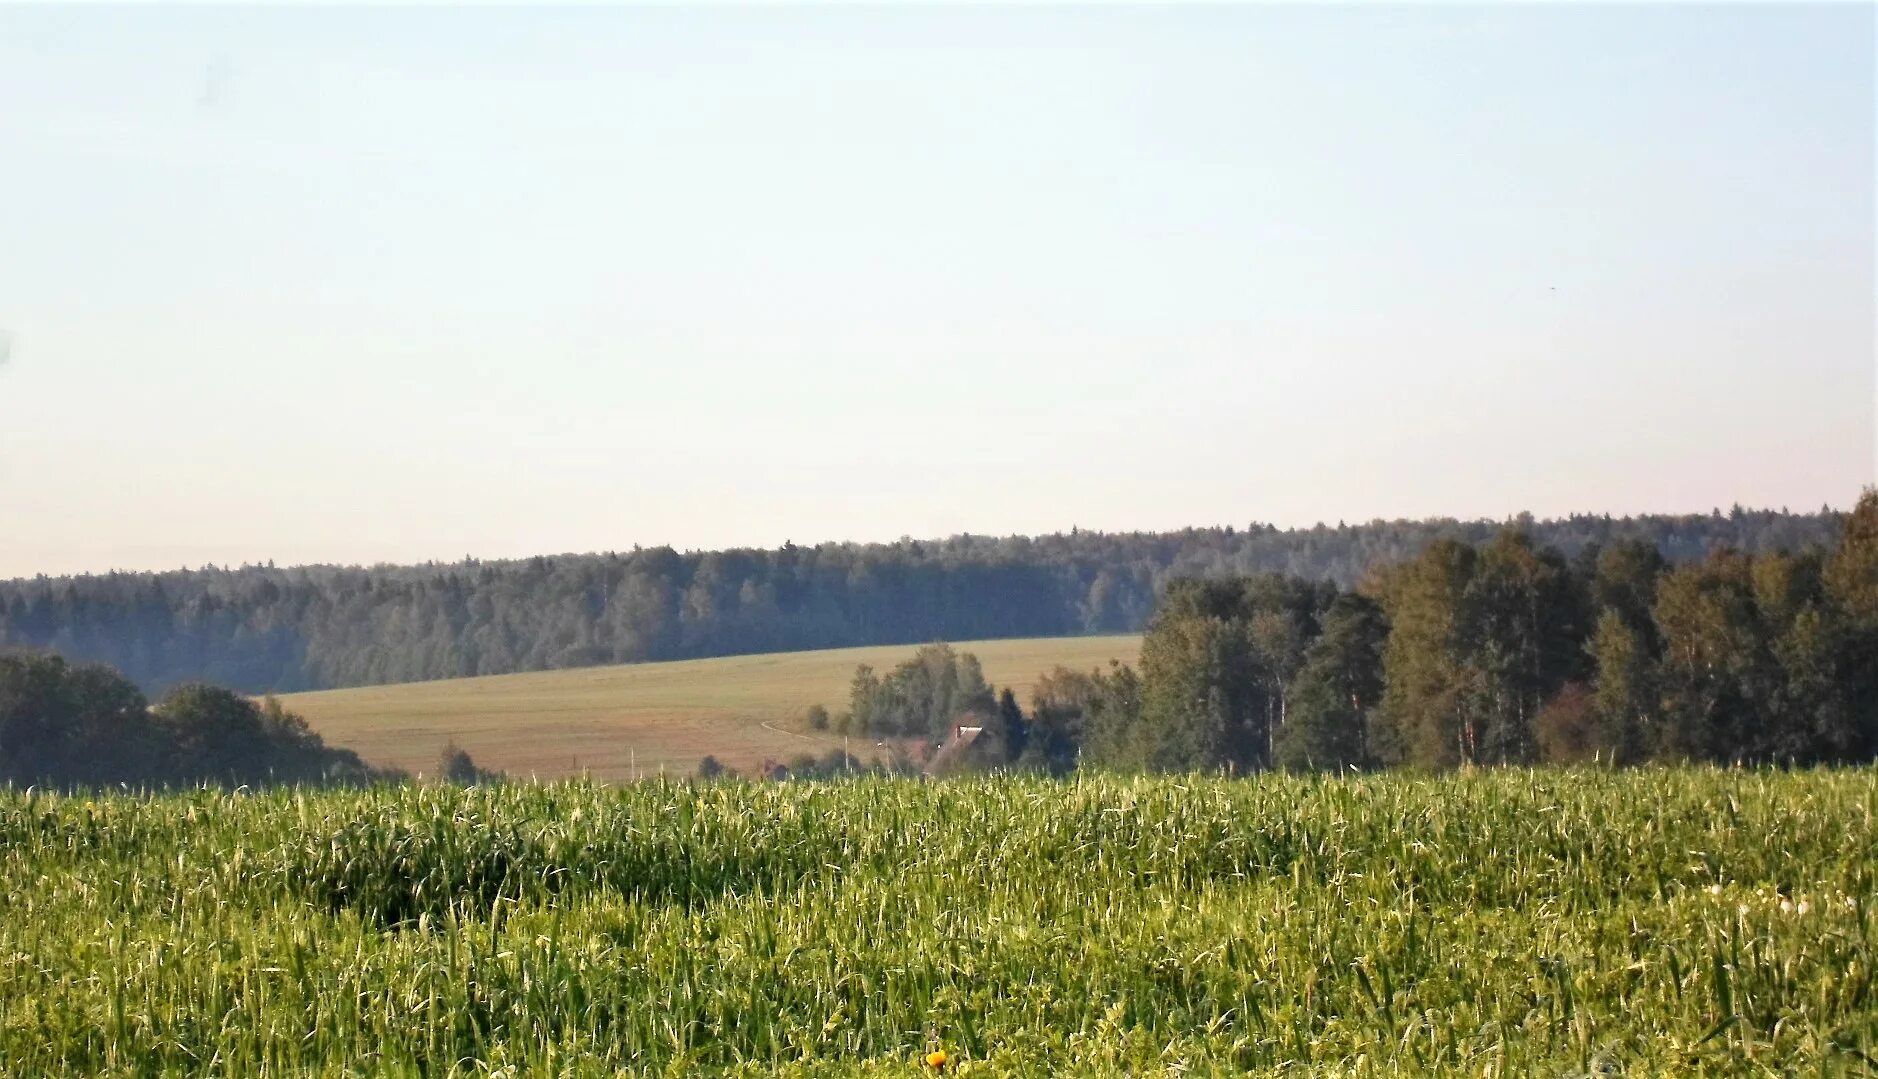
[1,769,1873,1075]
[276,635,1142,780]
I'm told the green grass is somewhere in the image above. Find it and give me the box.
[275,635,1142,781]
[0,769,1873,1076]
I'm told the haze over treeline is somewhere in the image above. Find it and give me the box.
[0,505,1842,695]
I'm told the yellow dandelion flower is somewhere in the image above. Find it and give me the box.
[925,1049,948,1070]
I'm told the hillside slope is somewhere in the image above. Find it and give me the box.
[278,634,1141,781]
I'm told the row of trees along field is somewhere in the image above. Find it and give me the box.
[0,506,1842,694]
[0,651,383,789]
[838,491,1878,771]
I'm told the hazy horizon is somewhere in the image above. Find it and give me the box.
[3,5,1872,579]
[0,498,1860,582]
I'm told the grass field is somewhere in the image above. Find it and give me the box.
[277,635,1142,781]
[0,769,1872,1076]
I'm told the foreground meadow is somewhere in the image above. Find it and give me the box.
[0,770,1872,1076]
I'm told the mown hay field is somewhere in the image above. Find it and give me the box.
[276,635,1143,780]
[0,769,1873,1076]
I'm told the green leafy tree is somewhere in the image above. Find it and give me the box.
[1274,594,1385,771]
[1375,539,1479,768]
[1136,584,1261,772]
[1593,539,1667,643]
[155,684,281,784]
[2,649,374,789]
[1243,579,1318,767]
[0,651,81,782]
[437,740,486,784]
[0,652,161,785]
[1651,554,1767,761]
[845,665,880,735]
[1027,666,1102,772]
[843,645,998,740]
[979,687,1028,764]
[1463,530,1586,764]
[1824,488,1878,758]
[1586,609,1652,764]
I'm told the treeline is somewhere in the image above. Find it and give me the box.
[841,644,996,738]
[869,491,1878,773]
[0,507,1842,694]
[0,651,387,790]
[831,644,1105,773]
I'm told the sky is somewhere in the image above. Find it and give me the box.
[0,4,1872,579]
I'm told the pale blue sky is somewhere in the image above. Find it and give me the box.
[1,4,1871,578]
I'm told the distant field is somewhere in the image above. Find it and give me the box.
[277,635,1141,780]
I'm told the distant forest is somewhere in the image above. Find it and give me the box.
[0,505,1844,694]
[836,491,1878,773]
